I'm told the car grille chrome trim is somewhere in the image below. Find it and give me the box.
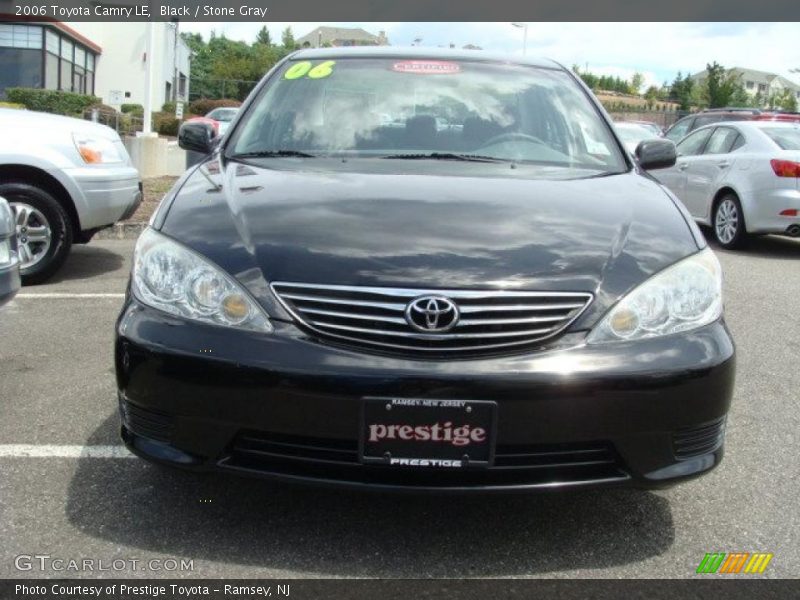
[271,282,593,355]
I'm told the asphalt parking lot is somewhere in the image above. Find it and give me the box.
[0,235,798,579]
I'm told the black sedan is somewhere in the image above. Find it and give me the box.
[115,48,734,492]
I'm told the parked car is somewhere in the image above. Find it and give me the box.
[205,107,239,136]
[655,121,800,248]
[0,196,20,305]
[664,108,800,144]
[626,120,663,137]
[614,122,662,153]
[0,109,142,284]
[117,48,734,493]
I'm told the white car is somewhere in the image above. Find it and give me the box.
[654,121,800,248]
[614,122,662,154]
[0,109,141,283]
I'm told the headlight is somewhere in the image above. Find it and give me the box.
[72,133,123,164]
[132,228,273,333]
[588,247,722,343]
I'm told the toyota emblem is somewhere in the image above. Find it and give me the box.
[405,296,460,332]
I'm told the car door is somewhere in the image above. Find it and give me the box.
[683,126,741,219]
[655,127,713,203]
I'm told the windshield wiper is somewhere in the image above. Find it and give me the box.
[381,152,507,163]
[231,150,317,159]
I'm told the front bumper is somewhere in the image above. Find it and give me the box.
[115,299,735,493]
[66,165,142,230]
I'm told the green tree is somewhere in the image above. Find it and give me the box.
[704,62,744,108]
[256,26,272,47]
[281,27,296,50]
[669,72,695,111]
[629,72,645,95]
[769,88,798,111]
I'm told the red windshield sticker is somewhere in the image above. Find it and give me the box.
[392,61,461,74]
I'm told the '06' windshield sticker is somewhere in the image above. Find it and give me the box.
[284,61,336,80]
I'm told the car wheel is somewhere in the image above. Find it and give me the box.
[712,193,747,249]
[0,182,73,285]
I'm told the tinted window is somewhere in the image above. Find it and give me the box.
[665,118,692,142]
[704,127,739,154]
[730,134,745,152]
[762,127,800,150]
[693,115,723,129]
[676,128,712,156]
[229,58,626,175]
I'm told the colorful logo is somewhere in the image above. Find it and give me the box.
[696,552,773,574]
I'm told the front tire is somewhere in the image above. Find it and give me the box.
[0,182,73,285]
[712,193,747,250]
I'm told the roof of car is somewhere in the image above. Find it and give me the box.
[289,46,563,69]
[691,120,800,134]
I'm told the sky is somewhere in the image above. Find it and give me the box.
[181,22,800,89]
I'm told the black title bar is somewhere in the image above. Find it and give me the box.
[1,0,800,21]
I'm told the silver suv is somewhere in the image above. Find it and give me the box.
[0,108,141,284]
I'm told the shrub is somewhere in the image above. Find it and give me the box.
[0,101,25,110]
[152,111,180,137]
[162,101,177,113]
[188,98,241,116]
[121,103,143,115]
[5,88,100,115]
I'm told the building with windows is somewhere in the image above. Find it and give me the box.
[691,67,800,106]
[296,27,389,48]
[0,22,190,110]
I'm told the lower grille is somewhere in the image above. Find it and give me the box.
[271,282,592,356]
[221,431,627,489]
[673,417,726,459]
[119,398,175,443]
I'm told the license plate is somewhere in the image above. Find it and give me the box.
[360,397,497,468]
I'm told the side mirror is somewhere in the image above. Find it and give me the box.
[635,138,677,170]
[178,121,216,154]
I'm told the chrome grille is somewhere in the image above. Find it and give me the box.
[271,282,592,355]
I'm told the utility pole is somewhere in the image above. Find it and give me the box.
[142,21,156,135]
[511,23,528,56]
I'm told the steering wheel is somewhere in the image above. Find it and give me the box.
[478,132,548,148]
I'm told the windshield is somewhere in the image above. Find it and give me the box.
[762,126,800,150]
[228,57,627,174]
[616,124,657,145]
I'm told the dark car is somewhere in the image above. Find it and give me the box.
[116,48,735,493]
[0,196,21,306]
[665,108,800,143]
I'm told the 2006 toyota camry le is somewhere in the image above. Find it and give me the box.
[115,48,735,492]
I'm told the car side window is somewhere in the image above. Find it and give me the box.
[703,127,739,155]
[665,118,691,142]
[693,115,721,129]
[676,128,712,156]
[729,134,745,152]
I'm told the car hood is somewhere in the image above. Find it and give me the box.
[159,159,700,328]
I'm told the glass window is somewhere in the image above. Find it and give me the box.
[75,47,86,69]
[0,47,43,96]
[665,118,692,142]
[60,59,72,91]
[704,127,739,154]
[86,53,94,72]
[86,72,94,95]
[45,52,59,90]
[46,29,59,54]
[229,58,627,175]
[762,127,800,150]
[729,134,745,152]
[676,128,712,156]
[693,115,723,129]
[60,39,73,61]
[73,67,86,94]
[0,24,42,49]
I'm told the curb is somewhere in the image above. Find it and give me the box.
[96,222,148,240]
